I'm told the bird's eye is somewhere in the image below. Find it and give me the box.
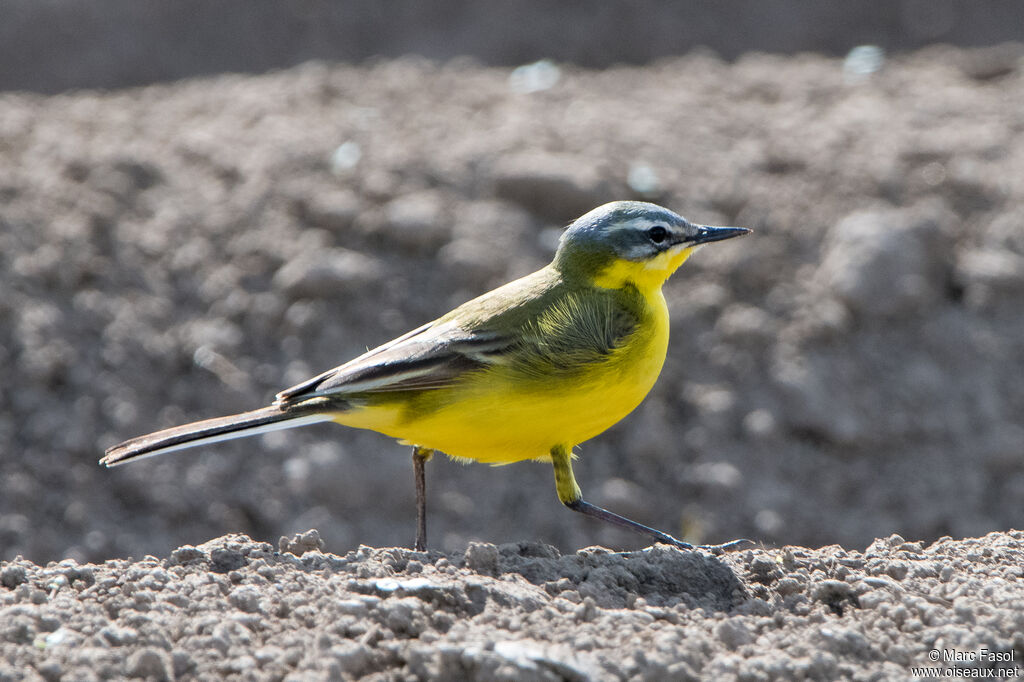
[647,226,668,244]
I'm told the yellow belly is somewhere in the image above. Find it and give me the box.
[333,294,670,464]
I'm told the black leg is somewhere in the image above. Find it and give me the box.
[550,444,750,552]
[412,447,434,551]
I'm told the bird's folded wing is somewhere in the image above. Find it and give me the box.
[274,321,517,403]
[275,287,642,404]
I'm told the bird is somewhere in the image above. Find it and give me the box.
[101,200,750,552]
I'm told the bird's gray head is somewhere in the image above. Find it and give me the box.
[554,201,749,283]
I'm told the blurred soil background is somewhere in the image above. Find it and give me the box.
[1,1,1023,566]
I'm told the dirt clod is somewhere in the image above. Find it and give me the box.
[1,532,1022,679]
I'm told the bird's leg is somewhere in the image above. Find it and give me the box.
[412,446,434,551]
[549,444,749,552]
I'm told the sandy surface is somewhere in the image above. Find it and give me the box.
[2,531,1023,680]
[1,45,1023,678]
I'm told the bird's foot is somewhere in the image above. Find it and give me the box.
[659,537,754,554]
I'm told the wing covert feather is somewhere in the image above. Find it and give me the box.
[275,322,516,402]
[273,267,641,404]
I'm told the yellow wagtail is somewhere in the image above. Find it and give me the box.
[102,201,750,551]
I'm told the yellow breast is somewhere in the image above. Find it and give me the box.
[334,291,671,464]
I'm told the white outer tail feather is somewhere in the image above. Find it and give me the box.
[103,414,334,466]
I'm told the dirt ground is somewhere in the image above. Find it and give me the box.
[4,2,1024,93]
[1,531,1023,680]
[1,46,1023,678]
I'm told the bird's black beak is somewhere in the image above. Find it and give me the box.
[688,225,751,245]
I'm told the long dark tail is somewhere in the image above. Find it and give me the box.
[100,404,334,467]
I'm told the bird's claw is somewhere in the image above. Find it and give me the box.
[698,538,755,553]
[660,537,754,554]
